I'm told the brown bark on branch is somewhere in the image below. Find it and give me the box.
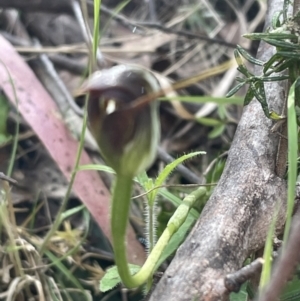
[149,0,288,300]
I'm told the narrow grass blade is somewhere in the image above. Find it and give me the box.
[283,79,298,244]
[259,207,278,290]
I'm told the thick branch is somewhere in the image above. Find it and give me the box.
[149,0,287,300]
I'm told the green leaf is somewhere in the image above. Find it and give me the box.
[155,213,195,269]
[0,133,11,145]
[263,53,283,74]
[280,277,300,301]
[159,95,244,106]
[148,152,205,206]
[277,51,300,61]
[0,94,9,137]
[230,283,248,301]
[263,38,298,50]
[244,87,255,106]
[59,204,85,222]
[217,105,227,120]
[77,164,115,174]
[283,78,299,243]
[156,187,206,267]
[158,189,199,220]
[261,75,290,82]
[236,77,245,83]
[100,265,141,292]
[251,82,270,117]
[268,59,294,75]
[226,82,247,98]
[236,45,264,66]
[208,124,226,139]
[136,170,150,185]
[205,159,225,184]
[259,207,278,290]
[45,251,88,297]
[243,33,297,41]
[197,117,223,126]
[234,49,252,77]
[272,11,283,28]
[0,62,20,177]
[101,0,130,35]
[92,0,101,62]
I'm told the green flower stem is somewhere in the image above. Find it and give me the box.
[148,205,156,252]
[112,175,206,288]
[111,174,136,286]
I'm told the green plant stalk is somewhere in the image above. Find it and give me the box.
[45,250,87,296]
[111,174,140,288]
[0,61,20,177]
[283,79,298,245]
[259,206,278,290]
[147,205,156,253]
[92,0,101,66]
[282,62,299,245]
[101,0,130,35]
[0,184,24,278]
[145,202,156,292]
[112,176,206,288]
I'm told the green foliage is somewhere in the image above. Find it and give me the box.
[77,164,115,174]
[92,0,101,65]
[100,265,141,292]
[280,276,300,301]
[98,152,207,292]
[284,79,299,244]
[159,95,243,105]
[259,208,277,290]
[205,159,226,185]
[227,0,299,243]
[143,151,205,206]
[154,211,195,269]
[155,187,206,269]
[45,251,87,296]
[226,3,300,119]
[0,61,20,177]
[230,284,248,301]
[102,0,130,35]
[227,1,300,299]
[158,189,200,219]
[0,93,11,145]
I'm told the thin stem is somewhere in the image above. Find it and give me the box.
[112,172,170,286]
[0,61,20,178]
[148,205,155,253]
[112,177,207,288]
[283,77,298,246]
[112,174,171,287]
[144,203,155,290]
[144,185,157,292]
[111,174,140,287]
